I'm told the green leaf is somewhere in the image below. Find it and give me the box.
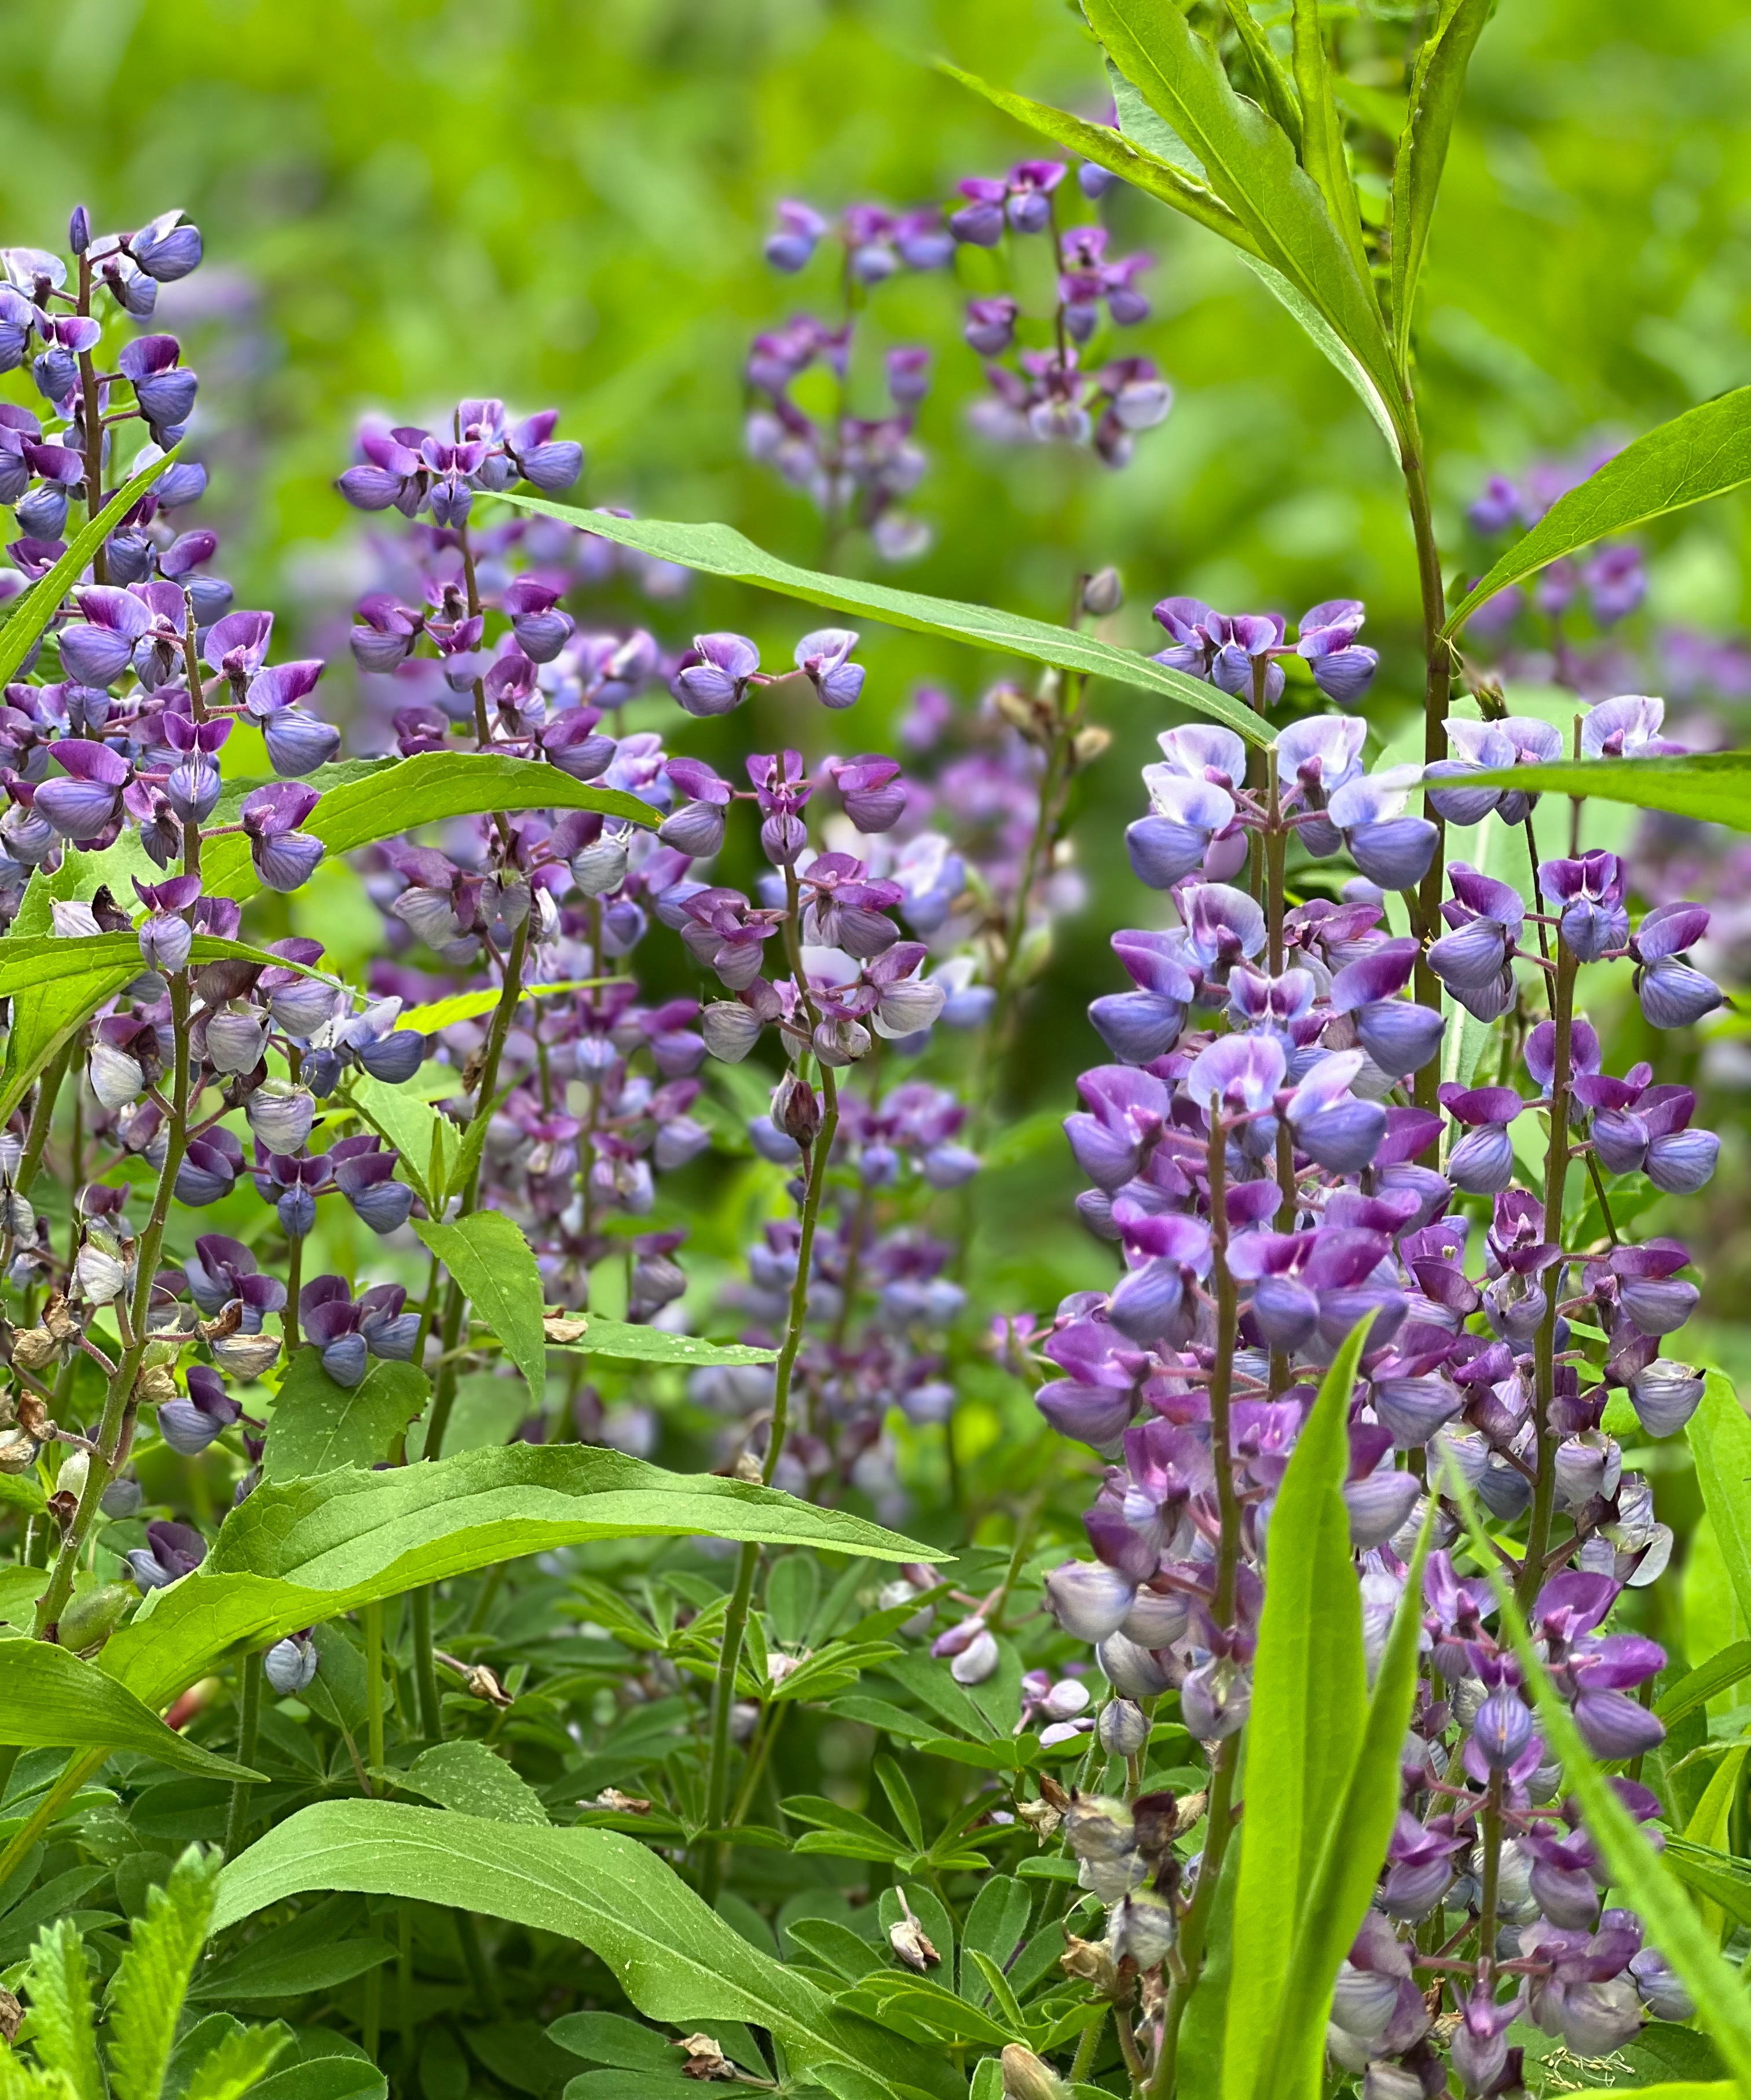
[1446,751,1751,834]
[188,1938,393,2004]
[248,2058,386,2100]
[395,979,609,1033]
[1223,1315,1372,2100]
[1086,0,1400,446]
[1250,1502,1436,2100]
[23,1920,103,2100]
[0,933,339,1128]
[1655,1640,1751,1723]
[109,1846,223,2100]
[479,497,1267,745]
[1390,0,1494,367]
[193,750,655,907]
[871,1756,925,1855]
[958,1878,1031,2001]
[0,1639,258,1778]
[1290,0,1368,284]
[547,2013,675,2069]
[1442,387,1751,636]
[1688,1373,1751,1629]
[1216,5,1302,150]
[1446,1467,1751,2090]
[400,1740,550,1826]
[100,1443,940,1711]
[0,449,182,689]
[341,1073,459,1213]
[177,2022,294,2100]
[213,1802,944,2100]
[1675,1748,1750,1943]
[261,1351,430,1482]
[414,1211,546,1403]
[551,1316,778,1369]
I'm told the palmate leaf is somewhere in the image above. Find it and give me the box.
[415,1212,547,1403]
[213,1802,953,2100]
[1447,751,1751,833]
[0,1639,258,1777]
[109,1848,224,2100]
[479,495,1268,743]
[0,448,182,687]
[1390,0,1494,367]
[1442,386,1751,636]
[99,1443,941,1711]
[1446,1463,1751,2090]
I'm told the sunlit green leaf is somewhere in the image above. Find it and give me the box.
[261,1350,430,1482]
[0,1640,258,1778]
[1390,0,1494,367]
[415,1211,547,1403]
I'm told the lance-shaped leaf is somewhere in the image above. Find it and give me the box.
[197,749,655,903]
[1663,1835,1751,1934]
[1390,0,1494,367]
[549,1315,778,1368]
[0,932,342,1127]
[1688,1372,1751,1628]
[213,1802,949,2100]
[1290,0,1368,284]
[479,494,1268,743]
[1443,387,1751,636]
[1447,1462,1751,2090]
[415,1211,547,1403]
[393,978,610,1033]
[1223,1314,1372,2099]
[0,1639,258,1778]
[1437,752,1751,833]
[100,1443,942,1710]
[0,447,182,686]
[1086,0,1401,442]
[1655,1640,1751,1725]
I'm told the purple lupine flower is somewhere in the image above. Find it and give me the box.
[1581,692,1683,759]
[1631,903,1721,1027]
[1284,1050,1387,1171]
[747,749,811,865]
[263,1632,319,1695]
[964,296,1017,355]
[1424,714,1563,826]
[1625,1358,1705,1437]
[1127,769,1236,889]
[1089,928,1195,1065]
[1210,611,1286,707]
[126,1519,207,1592]
[764,200,827,272]
[134,873,200,973]
[1151,596,1222,680]
[1328,939,1444,1076]
[156,1365,241,1456]
[130,207,203,281]
[672,632,759,717]
[1295,598,1378,702]
[793,628,864,709]
[1427,863,1525,1021]
[241,781,324,892]
[59,586,152,687]
[1539,850,1628,962]
[36,738,130,840]
[118,334,196,437]
[1439,1084,1526,1194]
[1064,1065,1169,1192]
[1327,765,1438,890]
[1274,713,1366,855]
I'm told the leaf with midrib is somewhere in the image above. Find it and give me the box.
[261,1350,431,1483]
[416,1211,547,1404]
[555,1316,777,1368]
[99,1442,943,1710]
[0,1638,259,1778]
[197,749,655,904]
[213,1802,949,2100]
[1688,1373,1751,1630]
[1443,387,1751,636]
[478,497,1269,744]
[1445,752,1751,833]
[1389,0,1494,368]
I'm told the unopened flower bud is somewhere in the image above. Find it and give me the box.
[74,1235,127,1305]
[1072,725,1112,767]
[701,1003,763,1062]
[1098,1698,1149,1757]
[54,1450,89,1500]
[58,1580,134,1652]
[774,1073,821,1148]
[999,2046,1067,2100]
[88,1040,145,1111]
[1081,567,1123,617]
[100,1474,142,1519]
[264,1633,319,1695]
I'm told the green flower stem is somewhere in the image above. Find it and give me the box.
[224,1648,264,1860]
[1148,1732,1239,2099]
[410,1585,442,1742]
[365,1599,386,1771]
[34,975,192,1639]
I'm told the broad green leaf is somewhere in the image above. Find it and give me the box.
[1086,0,1401,445]
[109,1847,223,2100]
[177,2022,293,2100]
[0,1474,47,1519]
[1290,0,1368,284]
[939,64,1255,251]
[0,933,339,1128]
[0,449,182,688]
[1252,1501,1435,2099]
[0,1566,47,1622]
[1443,387,1751,636]
[481,496,1268,745]
[1449,752,1751,833]
[213,1802,946,2100]
[261,1350,430,1482]
[401,1740,550,1826]
[1688,1373,1751,1629]
[248,2059,385,2100]
[0,1640,257,1778]
[1224,1316,1372,2100]
[23,1921,103,2100]
[1390,0,1494,367]
[188,1938,393,2004]
[415,1212,547,1403]
[555,1316,777,1369]
[100,1443,940,1710]
[195,749,655,906]
[1449,1470,1751,2090]
[341,1072,458,1212]
[1655,1640,1751,1724]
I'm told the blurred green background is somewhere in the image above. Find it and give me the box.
[4,0,1750,1321]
